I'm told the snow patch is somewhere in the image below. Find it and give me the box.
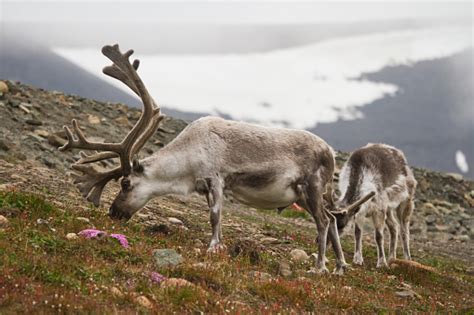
[455,150,469,173]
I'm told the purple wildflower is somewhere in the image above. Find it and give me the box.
[78,229,106,239]
[150,272,166,284]
[109,233,130,248]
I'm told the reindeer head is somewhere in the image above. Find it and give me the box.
[331,191,376,236]
[60,44,163,221]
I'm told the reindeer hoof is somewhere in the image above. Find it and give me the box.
[333,263,351,275]
[376,260,388,268]
[353,256,364,266]
[206,243,227,254]
[316,266,330,274]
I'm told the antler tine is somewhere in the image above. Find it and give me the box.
[59,119,121,153]
[103,65,139,95]
[77,151,118,165]
[71,164,122,206]
[131,110,164,155]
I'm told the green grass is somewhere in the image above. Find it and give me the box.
[0,189,473,313]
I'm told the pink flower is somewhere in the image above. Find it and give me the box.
[78,229,130,249]
[110,233,130,248]
[78,229,106,239]
[150,272,166,284]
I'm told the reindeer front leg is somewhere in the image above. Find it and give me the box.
[197,177,225,252]
[325,210,350,275]
[298,182,330,273]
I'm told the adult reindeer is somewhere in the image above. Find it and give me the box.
[60,44,374,274]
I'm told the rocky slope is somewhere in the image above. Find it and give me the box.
[0,81,473,312]
[1,80,473,251]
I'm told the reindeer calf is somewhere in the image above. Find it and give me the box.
[332,144,417,267]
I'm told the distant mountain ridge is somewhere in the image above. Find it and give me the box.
[312,49,473,179]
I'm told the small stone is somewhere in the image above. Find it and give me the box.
[453,235,469,242]
[135,295,153,309]
[0,139,14,151]
[160,278,194,289]
[396,290,414,297]
[193,248,202,255]
[168,217,184,225]
[278,261,292,277]
[114,116,130,126]
[425,215,437,225]
[0,215,9,228]
[110,287,124,298]
[47,134,66,147]
[19,104,31,114]
[153,249,183,268]
[0,81,8,94]
[260,237,279,244]
[290,249,309,263]
[146,224,170,235]
[25,119,43,126]
[76,217,90,223]
[8,99,20,108]
[88,115,101,125]
[446,172,463,182]
[34,129,50,138]
[42,157,55,168]
[36,218,49,225]
[66,233,78,240]
[434,224,449,232]
[421,202,438,214]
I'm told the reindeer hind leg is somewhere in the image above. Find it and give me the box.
[397,199,413,260]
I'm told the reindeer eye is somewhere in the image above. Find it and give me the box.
[121,178,131,191]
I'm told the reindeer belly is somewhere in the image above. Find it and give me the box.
[228,186,298,209]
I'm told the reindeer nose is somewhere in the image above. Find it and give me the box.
[109,204,121,220]
[109,204,131,221]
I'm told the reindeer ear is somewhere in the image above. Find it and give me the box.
[132,158,144,173]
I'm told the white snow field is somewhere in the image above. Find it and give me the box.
[55,26,472,129]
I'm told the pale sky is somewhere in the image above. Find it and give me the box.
[2,1,472,24]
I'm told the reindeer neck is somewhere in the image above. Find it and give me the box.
[141,148,195,197]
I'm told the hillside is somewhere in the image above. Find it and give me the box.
[0,81,473,313]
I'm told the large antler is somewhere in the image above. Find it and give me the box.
[60,44,164,206]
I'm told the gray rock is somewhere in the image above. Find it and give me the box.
[48,134,66,147]
[76,217,91,223]
[25,119,43,126]
[0,81,8,94]
[446,172,463,182]
[0,138,14,151]
[425,215,437,225]
[279,261,292,277]
[153,249,183,268]
[453,234,469,242]
[0,215,9,228]
[260,237,279,244]
[42,157,55,168]
[290,249,309,263]
[395,290,416,298]
[8,99,20,108]
[168,217,184,225]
